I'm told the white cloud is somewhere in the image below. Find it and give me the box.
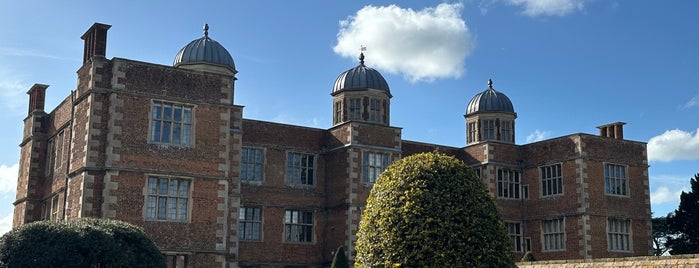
[647,128,699,162]
[506,0,586,16]
[650,186,686,205]
[681,95,699,109]
[334,3,473,83]
[0,68,28,116]
[526,129,551,143]
[0,213,12,236]
[0,163,18,195]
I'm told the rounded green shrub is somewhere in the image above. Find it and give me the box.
[355,152,515,268]
[0,218,165,268]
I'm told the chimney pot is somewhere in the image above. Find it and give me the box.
[27,84,49,115]
[81,23,112,64]
[596,122,626,139]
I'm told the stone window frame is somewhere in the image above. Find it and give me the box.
[41,194,61,221]
[333,100,343,124]
[482,119,496,140]
[362,151,390,184]
[53,130,64,172]
[163,252,190,268]
[286,152,316,186]
[348,98,361,121]
[506,221,523,252]
[44,138,54,176]
[149,100,195,147]
[542,217,566,252]
[239,207,263,241]
[145,175,192,222]
[467,122,477,143]
[284,209,314,244]
[607,218,632,252]
[604,163,628,197]
[497,168,521,199]
[501,120,513,142]
[241,147,265,183]
[369,98,381,122]
[540,163,563,197]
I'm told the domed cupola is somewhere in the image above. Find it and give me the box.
[464,79,517,145]
[331,53,392,126]
[332,53,391,97]
[174,24,237,75]
[466,79,515,116]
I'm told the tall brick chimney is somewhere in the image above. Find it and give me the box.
[80,23,111,64]
[27,84,48,116]
[597,122,626,139]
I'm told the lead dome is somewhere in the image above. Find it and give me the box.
[332,53,391,97]
[466,79,515,115]
[173,24,236,73]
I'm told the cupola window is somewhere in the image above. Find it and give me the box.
[349,98,362,120]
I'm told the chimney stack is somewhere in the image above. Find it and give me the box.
[596,122,626,140]
[81,23,111,64]
[27,84,49,116]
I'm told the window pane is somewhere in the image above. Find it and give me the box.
[167,197,177,219]
[174,106,182,122]
[147,196,156,218]
[179,180,189,197]
[159,179,168,194]
[148,177,157,194]
[183,107,192,123]
[163,104,173,121]
[177,198,187,220]
[151,121,161,142]
[153,102,162,119]
[172,124,181,144]
[157,197,167,219]
[162,122,171,142]
[182,124,191,145]
[169,179,178,196]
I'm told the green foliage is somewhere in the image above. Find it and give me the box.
[330,246,350,268]
[0,218,166,268]
[355,152,515,268]
[651,216,670,256]
[521,251,536,262]
[666,173,699,255]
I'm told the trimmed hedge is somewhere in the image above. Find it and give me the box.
[355,152,515,267]
[0,218,165,268]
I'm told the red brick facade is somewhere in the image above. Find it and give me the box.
[13,23,651,267]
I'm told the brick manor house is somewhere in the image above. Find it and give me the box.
[14,23,652,267]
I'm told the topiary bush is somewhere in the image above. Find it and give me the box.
[521,251,536,262]
[330,245,349,268]
[355,152,515,268]
[0,218,165,268]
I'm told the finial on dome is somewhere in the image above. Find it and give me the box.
[204,24,209,37]
[359,45,367,65]
[488,79,493,88]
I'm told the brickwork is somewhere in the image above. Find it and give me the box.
[13,23,652,267]
[517,254,699,268]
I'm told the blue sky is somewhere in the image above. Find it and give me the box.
[0,0,697,234]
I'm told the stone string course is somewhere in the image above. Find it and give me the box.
[517,254,699,268]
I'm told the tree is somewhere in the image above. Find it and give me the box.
[354,152,515,268]
[651,216,670,256]
[666,173,699,255]
[330,246,349,268]
[0,218,166,267]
